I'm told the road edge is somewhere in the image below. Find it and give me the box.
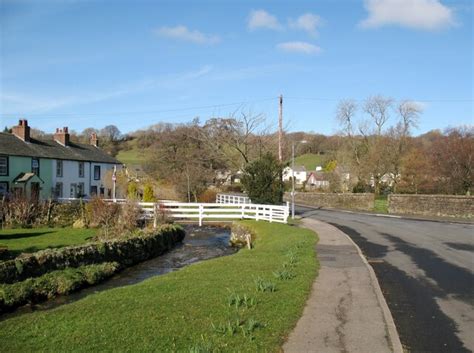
[295,203,473,225]
[339,225,404,353]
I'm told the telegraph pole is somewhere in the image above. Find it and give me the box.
[278,94,283,162]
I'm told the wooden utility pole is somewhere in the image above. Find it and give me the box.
[278,94,283,162]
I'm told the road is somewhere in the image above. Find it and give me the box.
[296,206,474,353]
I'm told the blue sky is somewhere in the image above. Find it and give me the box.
[1,0,472,136]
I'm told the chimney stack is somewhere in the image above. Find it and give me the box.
[12,119,31,142]
[54,127,70,146]
[90,132,99,147]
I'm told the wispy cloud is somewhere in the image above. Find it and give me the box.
[276,41,321,55]
[248,9,282,31]
[289,13,323,36]
[154,25,220,44]
[1,66,215,114]
[360,0,457,30]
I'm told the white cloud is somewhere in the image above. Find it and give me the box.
[276,41,321,54]
[289,13,323,36]
[248,9,282,30]
[360,0,456,30]
[154,25,220,44]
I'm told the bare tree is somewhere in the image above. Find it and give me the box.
[388,100,423,191]
[364,95,393,135]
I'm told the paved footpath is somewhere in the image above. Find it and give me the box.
[283,218,403,353]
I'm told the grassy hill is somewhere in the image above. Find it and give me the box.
[116,147,147,167]
[294,153,325,171]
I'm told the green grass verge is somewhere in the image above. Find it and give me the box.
[294,153,324,171]
[374,196,388,213]
[0,221,318,352]
[0,228,96,258]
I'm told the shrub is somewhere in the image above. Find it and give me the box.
[0,195,46,228]
[198,189,217,203]
[127,182,139,200]
[143,184,155,202]
[241,153,285,204]
[115,201,141,233]
[87,197,120,238]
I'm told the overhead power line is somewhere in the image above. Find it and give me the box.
[1,97,278,119]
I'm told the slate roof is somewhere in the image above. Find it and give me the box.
[13,172,44,184]
[292,165,306,172]
[0,133,120,164]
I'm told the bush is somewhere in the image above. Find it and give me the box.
[143,184,155,202]
[86,197,120,238]
[198,189,217,203]
[241,153,285,204]
[0,195,46,228]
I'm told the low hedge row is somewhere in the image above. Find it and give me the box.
[0,224,185,284]
[0,262,120,314]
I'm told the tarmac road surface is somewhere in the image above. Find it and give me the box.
[297,206,474,353]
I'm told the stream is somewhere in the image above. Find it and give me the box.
[2,224,236,320]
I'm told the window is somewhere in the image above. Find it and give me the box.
[94,165,101,180]
[90,185,98,196]
[78,162,84,178]
[31,158,40,176]
[55,182,63,198]
[56,160,63,177]
[0,156,8,176]
[0,182,8,197]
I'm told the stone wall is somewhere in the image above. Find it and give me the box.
[285,192,374,211]
[388,194,474,218]
[0,224,185,284]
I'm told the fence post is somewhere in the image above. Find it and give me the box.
[153,203,158,229]
[270,206,273,223]
[256,206,259,221]
[241,204,245,219]
[199,204,203,226]
[285,201,290,223]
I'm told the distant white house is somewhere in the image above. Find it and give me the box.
[307,171,329,189]
[283,166,307,185]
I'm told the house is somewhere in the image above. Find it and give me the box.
[283,166,307,185]
[0,119,122,200]
[306,171,329,189]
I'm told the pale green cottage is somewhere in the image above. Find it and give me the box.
[0,120,121,200]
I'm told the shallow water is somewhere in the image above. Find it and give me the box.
[1,225,236,319]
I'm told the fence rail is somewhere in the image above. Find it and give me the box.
[216,193,252,205]
[142,202,289,226]
[57,198,289,226]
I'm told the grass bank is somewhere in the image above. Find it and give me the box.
[0,221,318,352]
[0,228,96,258]
[374,196,388,213]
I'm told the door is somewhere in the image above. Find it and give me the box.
[31,182,40,200]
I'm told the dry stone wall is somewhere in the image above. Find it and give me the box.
[285,192,374,211]
[388,194,473,219]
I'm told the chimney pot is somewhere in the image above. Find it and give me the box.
[54,126,70,146]
[12,119,30,142]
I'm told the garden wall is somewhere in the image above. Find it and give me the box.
[388,194,474,219]
[0,224,185,284]
[284,192,374,211]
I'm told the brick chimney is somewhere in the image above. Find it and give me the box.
[12,119,30,142]
[54,127,70,146]
[90,132,99,147]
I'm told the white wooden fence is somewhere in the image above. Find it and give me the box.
[216,193,252,204]
[57,198,289,226]
[140,202,289,226]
